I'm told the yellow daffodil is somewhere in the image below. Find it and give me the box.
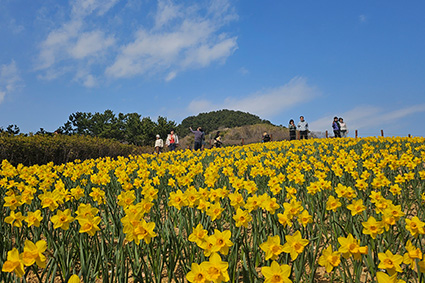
[405,216,425,238]
[378,250,403,275]
[168,190,187,210]
[260,235,284,260]
[2,248,25,277]
[362,216,384,239]
[189,224,208,247]
[326,195,341,212]
[204,253,230,283]
[68,274,81,283]
[261,261,292,283]
[186,262,209,283]
[233,208,252,228]
[346,199,366,216]
[25,210,43,228]
[22,240,47,268]
[51,209,74,230]
[403,240,422,270]
[208,229,233,256]
[5,211,25,227]
[282,230,309,260]
[376,271,406,283]
[318,246,341,273]
[77,215,101,236]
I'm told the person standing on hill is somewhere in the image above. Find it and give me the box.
[166,130,179,151]
[214,131,223,148]
[154,134,164,154]
[332,117,341,138]
[190,127,204,151]
[297,116,309,139]
[289,119,296,141]
[339,117,348,137]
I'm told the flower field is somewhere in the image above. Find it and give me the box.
[1,136,425,283]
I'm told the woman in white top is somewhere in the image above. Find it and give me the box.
[339,118,348,137]
[166,130,179,151]
[154,134,164,154]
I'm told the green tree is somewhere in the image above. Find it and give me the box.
[68,112,93,135]
[124,113,143,145]
[6,124,20,135]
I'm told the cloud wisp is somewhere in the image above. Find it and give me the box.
[187,77,319,119]
[0,60,22,104]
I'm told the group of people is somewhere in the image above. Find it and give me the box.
[288,116,309,141]
[154,127,223,154]
[154,115,348,154]
[332,117,348,138]
[154,130,179,154]
[262,116,309,142]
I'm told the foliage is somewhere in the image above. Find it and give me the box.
[0,133,150,166]
[59,110,177,146]
[1,137,425,282]
[0,125,20,135]
[177,109,272,137]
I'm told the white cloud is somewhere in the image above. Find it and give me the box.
[74,68,98,88]
[181,36,238,68]
[106,0,238,79]
[36,0,118,80]
[0,91,5,104]
[0,60,22,103]
[71,0,119,17]
[165,71,177,82]
[36,0,238,86]
[69,30,115,59]
[82,74,97,87]
[187,77,319,118]
[37,20,83,71]
[310,104,425,135]
[154,0,182,29]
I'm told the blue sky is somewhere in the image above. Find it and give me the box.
[1,0,424,137]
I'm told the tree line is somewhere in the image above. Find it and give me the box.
[1,109,273,147]
[57,110,177,146]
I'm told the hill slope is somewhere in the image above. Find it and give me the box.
[179,123,289,149]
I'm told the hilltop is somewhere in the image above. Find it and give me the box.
[176,109,272,137]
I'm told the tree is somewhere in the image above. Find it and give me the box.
[124,113,143,145]
[36,128,48,135]
[68,112,93,135]
[6,124,20,135]
[140,117,156,146]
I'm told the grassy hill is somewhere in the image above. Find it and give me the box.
[178,123,290,149]
[177,109,271,137]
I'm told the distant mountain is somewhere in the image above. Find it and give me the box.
[177,109,272,137]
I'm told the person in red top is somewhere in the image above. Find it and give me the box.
[166,130,179,151]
